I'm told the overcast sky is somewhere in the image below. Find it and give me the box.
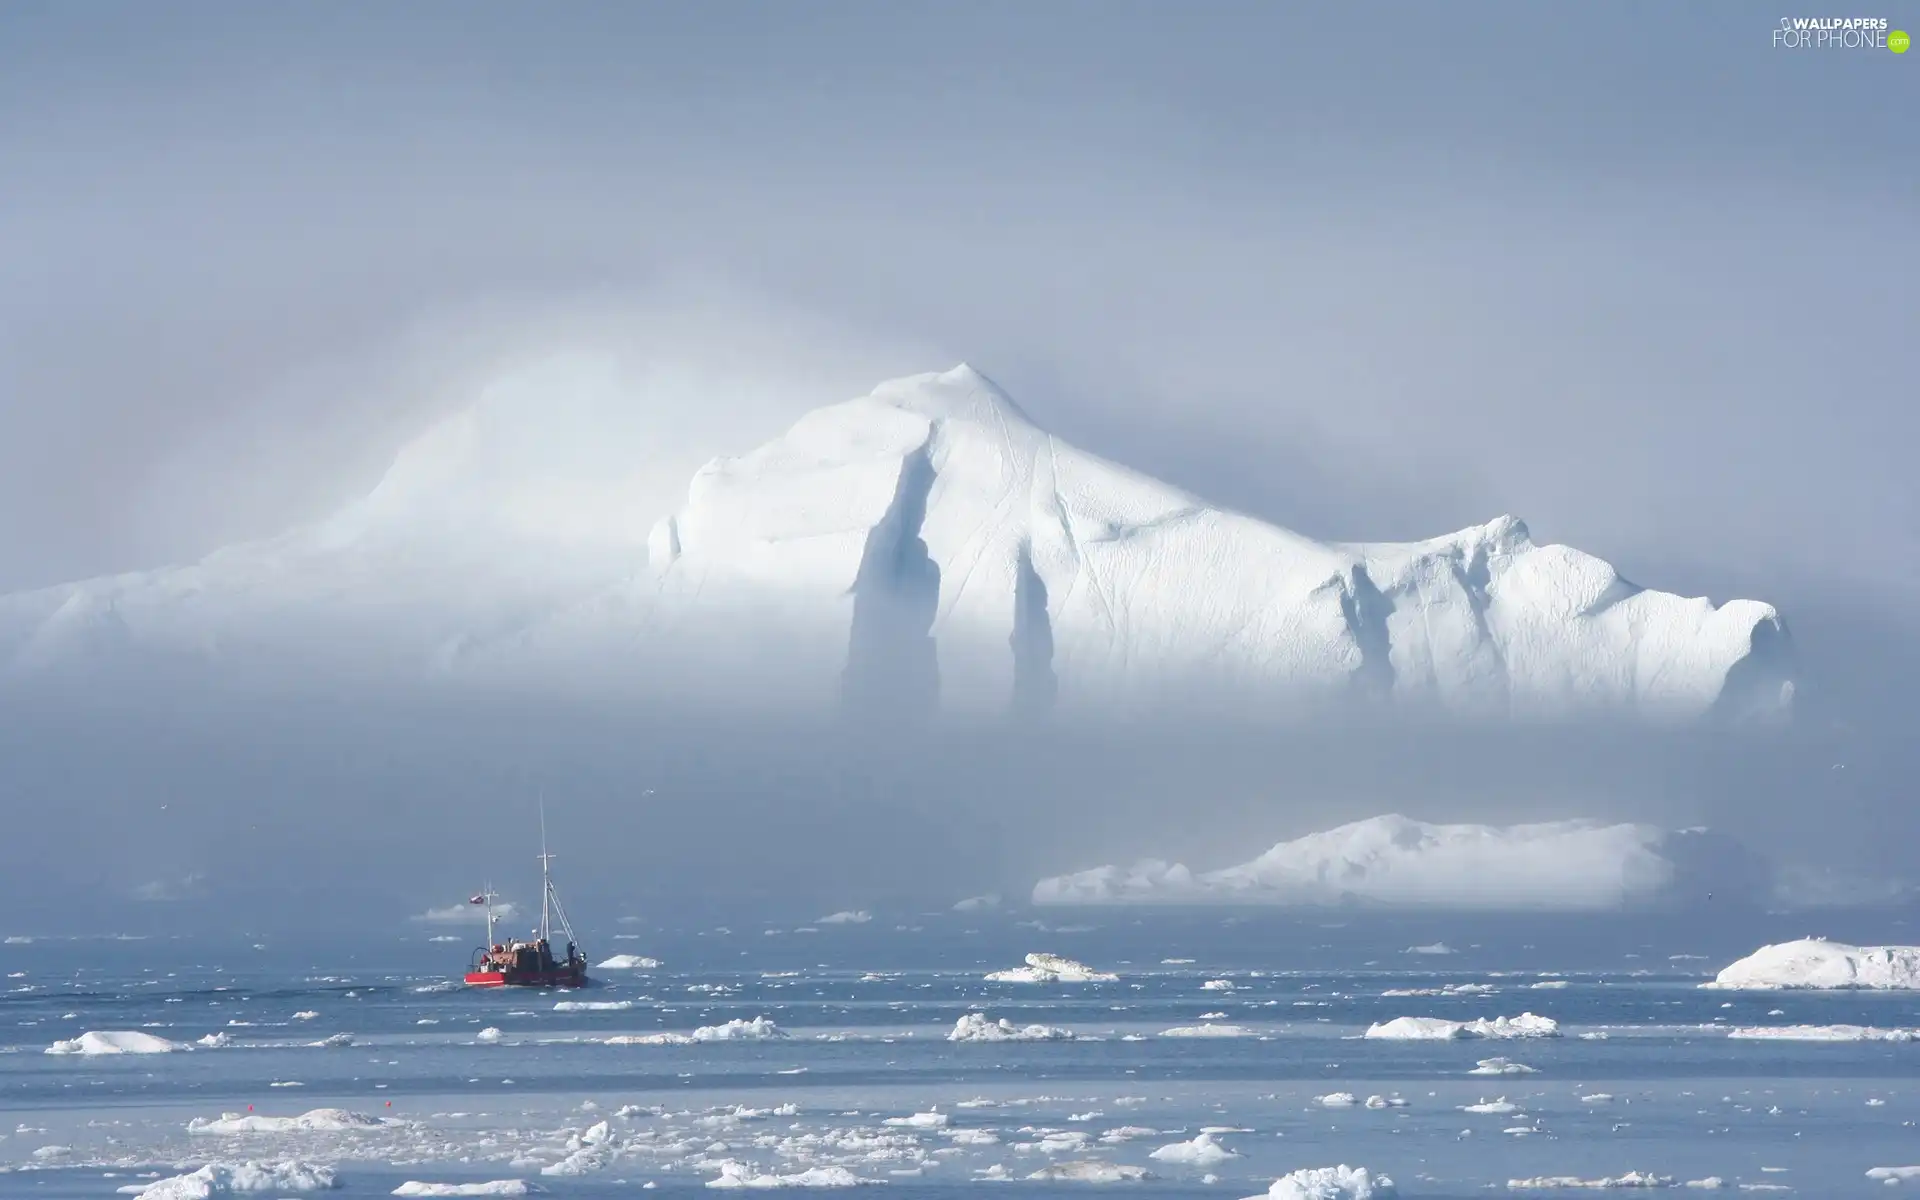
[0,3,1914,925]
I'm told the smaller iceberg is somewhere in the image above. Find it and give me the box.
[985,952,1117,983]
[1705,938,1920,990]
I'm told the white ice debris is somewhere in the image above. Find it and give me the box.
[1025,1161,1153,1182]
[881,1111,949,1129]
[1506,1173,1672,1188]
[1407,942,1455,955]
[1149,1131,1241,1165]
[1867,1167,1920,1184]
[706,1160,877,1187]
[816,910,872,925]
[46,1029,181,1055]
[0,367,1789,725]
[1316,1093,1358,1108]
[1035,815,1726,910]
[949,1013,1075,1042]
[1365,1013,1559,1040]
[291,1010,319,1021]
[475,1027,504,1043]
[985,952,1118,983]
[953,893,1001,912]
[594,955,661,969]
[129,1160,337,1197]
[188,1108,390,1135]
[1725,1024,1916,1041]
[197,1032,232,1049]
[392,1185,533,1197]
[1462,1098,1520,1115]
[554,1000,633,1011]
[1470,1057,1539,1075]
[1706,938,1920,990]
[1364,1095,1408,1109]
[1159,1023,1255,1038]
[1242,1164,1396,1199]
[606,1017,788,1044]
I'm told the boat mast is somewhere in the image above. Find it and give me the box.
[538,798,553,945]
[483,884,496,949]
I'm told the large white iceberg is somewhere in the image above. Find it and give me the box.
[188,1108,390,1135]
[985,952,1118,983]
[1706,938,1920,990]
[606,1016,787,1045]
[126,1160,337,1198]
[1242,1165,1396,1199]
[1365,1013,1560,1040]
[47,1030,181,1055]
[0,366,1791,725]
[1035,814,1747,910]
[949,1012,1075,1042]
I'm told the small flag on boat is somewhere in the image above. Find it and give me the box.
[469,895,485,904]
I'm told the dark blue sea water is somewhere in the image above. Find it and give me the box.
[3,909,1918,1197]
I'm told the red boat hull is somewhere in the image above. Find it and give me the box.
[464,966,587,988]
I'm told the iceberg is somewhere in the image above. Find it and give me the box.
[594,954,660,969]
[127,1160,337,1198]
[46,1030,181,1055]
[0,366,1791,726]
[705,1160,876,1188]
[985,952,1118,983]
[948,1013,1075,1042]
[1149,1131,1240,1165]
[1034,815,1756,911]
[1365,1013,1559,1040]
[1242,1165,1395,1199]
[1025,1161,1153,1183]
[1706,938,1920,990]
[391,1185,533,1198]
[188,1108,390,1135]
[606,1016,787,1044]
[1725,1024,1916,1041]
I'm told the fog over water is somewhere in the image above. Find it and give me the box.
[0,4,1913,935]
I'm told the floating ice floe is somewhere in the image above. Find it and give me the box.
[1150,1131,1240,1165]
[1867,1166,1920,1184]
[475,1027,504,1044]
[949,1012,1074,1042]
[606,1017,786,1044]
[1469,1057,1539,1075]
[188,1108,391,1135]
[391,1184,534,1197]
[816,910,872,925]
[46,1029,181,1055]
[308,1033,354,1048]
[1364,1095,1408,1109]
[1725,1024,1916,1042]
[1705,938,1920,990]
[1505,1172,1673,1188]
[706,1160,878,1188]
[1407,943,1455,955]
[554,1000,633,1011]
[1159,1022,1255,1038]
[1241,1164,1395,1199]
[1026,1161,1153,1182]
[882,1111,948,1129]
[985,953,1118,983]
[1462,1098,1520,1115]
[292,1011,320,1021]
[1365,1013,1559,1040]
[122,1160,337,1197]
[197,1032,232,1049]
[594,955,661,969]
[1381,983,1497,997]
[1315,1093,1358,1107]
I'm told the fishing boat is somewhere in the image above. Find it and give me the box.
[464,824,588,988]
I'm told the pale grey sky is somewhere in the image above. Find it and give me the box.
[0,3,1913,925]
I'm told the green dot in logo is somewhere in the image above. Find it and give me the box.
[1892,29,1912,53]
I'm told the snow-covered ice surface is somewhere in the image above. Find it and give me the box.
[0,366,1792,725]
[6,909,1920,1198]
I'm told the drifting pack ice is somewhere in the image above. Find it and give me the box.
[0,366,1791,723]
